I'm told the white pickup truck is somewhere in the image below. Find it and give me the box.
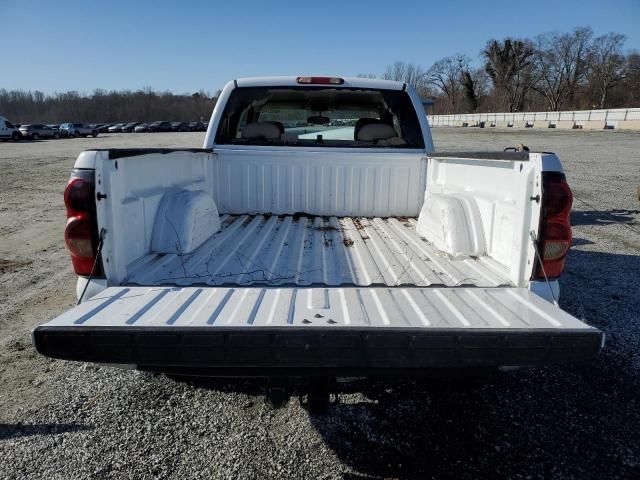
[34,76,602,406]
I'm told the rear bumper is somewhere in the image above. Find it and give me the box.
[33,326,603,375]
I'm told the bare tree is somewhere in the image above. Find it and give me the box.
[382,61,426,87]
[381,61,433,98]
[382,61,408,82]
[567,27,593,104]
[0,88,216,124]
[533,27,593,110]
[587,33,627,108]
[483,39,536,111]
[425,54,469,111]
[460,68,489,112]
[623,51,640,107]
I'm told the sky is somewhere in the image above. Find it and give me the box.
[2,0,639,95]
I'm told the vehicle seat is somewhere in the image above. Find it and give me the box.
[356,122,397,143]
[353,117,380,140]
[241,121,284,140]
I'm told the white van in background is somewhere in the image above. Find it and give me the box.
[0,115,21,141]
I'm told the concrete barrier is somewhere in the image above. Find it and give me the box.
[581,121,606,130]
[429,108,640,131]
[617,120,640,130]
[556,120,576,129]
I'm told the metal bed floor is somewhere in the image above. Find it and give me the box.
[125,215,511,288]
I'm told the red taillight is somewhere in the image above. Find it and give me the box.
[65,215,96,274]
[64,171,102,276]
[296,76,344,85]
[64,177,94,214]
[534,172,573,279]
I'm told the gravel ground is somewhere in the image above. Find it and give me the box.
[1,129,639,479]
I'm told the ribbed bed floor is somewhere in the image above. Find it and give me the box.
[125,215,511,288]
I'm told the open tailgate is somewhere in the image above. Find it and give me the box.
[33,286,603,374]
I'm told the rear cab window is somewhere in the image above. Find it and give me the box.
[215,86,424,148]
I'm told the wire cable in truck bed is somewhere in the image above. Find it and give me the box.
[76,228,106,306]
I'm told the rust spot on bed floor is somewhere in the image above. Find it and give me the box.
[353,218,365,230]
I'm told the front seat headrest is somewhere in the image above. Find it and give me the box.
[356,123,397,142]
[268,121,285,134]
[241,122,283,140]
[354,118,381,140]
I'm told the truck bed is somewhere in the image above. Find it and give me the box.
[124,214,511,288]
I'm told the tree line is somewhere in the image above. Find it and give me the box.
[0,88,217,124]
[364,27,640,114]
[2,27,638,122]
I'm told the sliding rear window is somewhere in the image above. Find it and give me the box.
[215,86,424,148]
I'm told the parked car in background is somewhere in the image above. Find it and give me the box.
[121,122,140,133]
[188,121,205,132]
[60,123,99,138]
[171,121,190,132]
[134,123,149,133]
[148,121,172,132]
[97,124,111,133]
[47,124,60,133]
[0,116,21,141]
[19,124,59,140]
[59,125,70,138]
[108,123,125,133]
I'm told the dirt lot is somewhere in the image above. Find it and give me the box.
[1,129,639,479]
